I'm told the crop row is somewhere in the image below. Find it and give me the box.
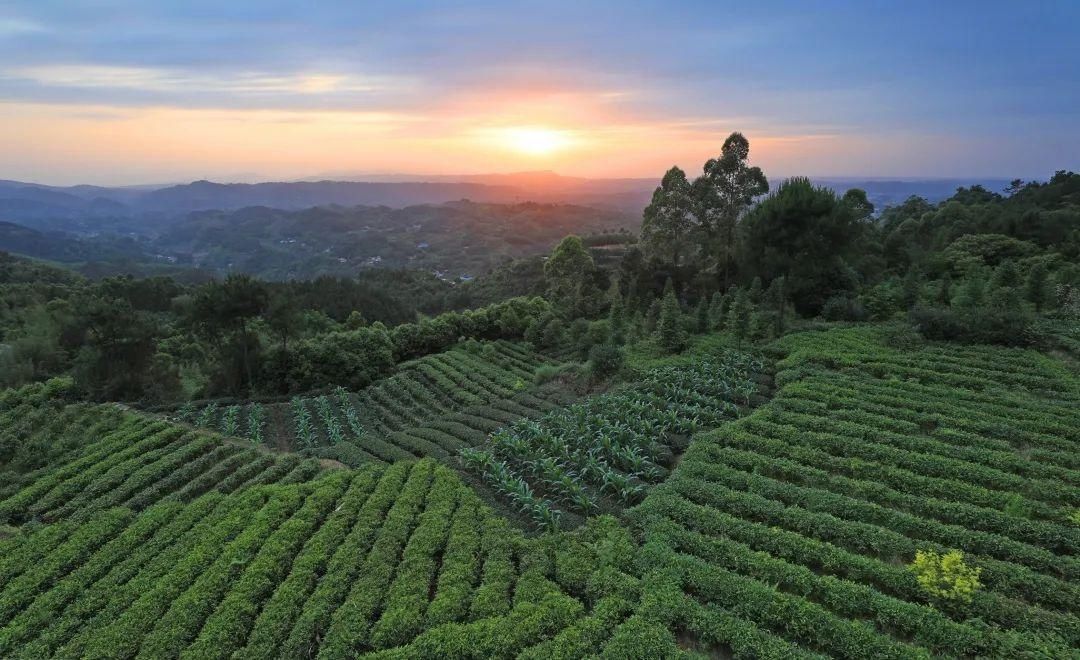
[0,407,318,525]
[0,458,562,658]
[461,351,764,527]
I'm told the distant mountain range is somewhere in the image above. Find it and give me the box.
[0,171,1014,229]
[0,171,1015,281]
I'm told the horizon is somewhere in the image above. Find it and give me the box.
[0,170,1026,191]
[1,1,1077,186]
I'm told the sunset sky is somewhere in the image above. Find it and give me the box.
[1,1,1077,185]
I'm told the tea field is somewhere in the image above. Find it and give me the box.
[1,327,1078,658]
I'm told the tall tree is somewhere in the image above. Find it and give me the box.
[641,166,696,280]
[190,274,269,393]
[544,235,605,318]
[695,132,769,289]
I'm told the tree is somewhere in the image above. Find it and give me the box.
[727,289,751,347]
[265,291,302,352]
[656,287,685,352]
[640,166,696,280]
[708,291,727,330]
[72,297,169,401]
[747,277,763,304]
[901,268,922,310]
[953,273,987,309]
[1024,262,1051,311]
[695,298,709,333]
[764,276,788,335]
[696,132,769,289]
[190,274,269,393]
[608,293,626,344]
[645,298,661,332]
[739,178,866,316]
[544,236,605,318]
[990,260,1021,290]
[936,273,953,306]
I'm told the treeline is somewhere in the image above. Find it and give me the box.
[0,257,549,402]
[591,134,1079,349]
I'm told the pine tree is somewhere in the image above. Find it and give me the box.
[657,288,686,352]
[609,294,626,344]
[708,291,726,330]
[727,289,751,347]
[748,277,764,304]
[645,298,661,333]
[764,276,787,335]
[695,298,709,333]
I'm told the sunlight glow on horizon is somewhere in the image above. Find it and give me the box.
[497,127,575,156]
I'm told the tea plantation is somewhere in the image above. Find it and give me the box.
[1,327,1077,658]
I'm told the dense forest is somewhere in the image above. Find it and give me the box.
[1,134,1077,658]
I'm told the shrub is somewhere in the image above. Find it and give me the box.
[909,549,982,603]
[820,295,866,322]
[586,344,624,383]
[909,306,1037,346]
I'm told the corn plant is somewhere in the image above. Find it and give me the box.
[247,404,264,444]
[220,405,240,436]
[176,401,196,423]
[315,395,344,445]
[335,386,365,439]
[291,397,315,448]
[195,402,219,428]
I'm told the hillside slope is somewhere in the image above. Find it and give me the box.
[1,327,1077,658]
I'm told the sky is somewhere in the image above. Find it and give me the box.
[0,1,1077,186]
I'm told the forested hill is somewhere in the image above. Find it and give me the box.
[0,201,637,281]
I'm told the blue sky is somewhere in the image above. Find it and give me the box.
[0,1,1077,184]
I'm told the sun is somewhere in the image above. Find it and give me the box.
[503,127,572,156]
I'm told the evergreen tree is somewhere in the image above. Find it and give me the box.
[608,293,626,344]
[954,271,987,309]
[708,291,727,330]
[1024,262,1051,311]
[695,298,709,333]
[936,272,953,306]
[990,260,1021,290]
[727,289,751,347]
[641,166,697,279]
[748,277,764,304]
[544,235,605,318]
[764,276,787,335]
[645,298,661,333]
[901,268,922,310]
[657,288,686,352]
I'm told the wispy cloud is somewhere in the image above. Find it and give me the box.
[2,64,405,96]
[0,17,45,37]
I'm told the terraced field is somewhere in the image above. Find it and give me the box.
[628,326,1080,658]
[0,459,600,659]
[178,340,568,467]
[0,400,321,527]
[3,326,1078,658]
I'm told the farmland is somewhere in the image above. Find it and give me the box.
[175,340,570,466]
[1,325,1077,658]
